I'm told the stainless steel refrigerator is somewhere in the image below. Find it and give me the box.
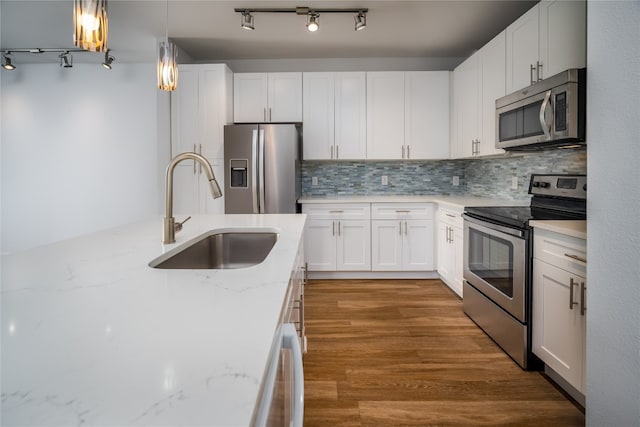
[224,124,301,214]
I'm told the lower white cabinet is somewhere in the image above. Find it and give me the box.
[437,206,464,297]
[302,204,371,271]
[371,203,434,271]
[532,228,586,395]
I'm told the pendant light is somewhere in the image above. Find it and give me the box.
[73,0,108,52]
[158,0,178,91]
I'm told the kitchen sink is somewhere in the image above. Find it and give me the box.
[149,230,278,269]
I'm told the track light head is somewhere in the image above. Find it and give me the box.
[59,51,73,68]
[2,53,16,70]
[306,13,319,32]
[241,11,255,30]
[102,49,115,69]
[354,11,366,31]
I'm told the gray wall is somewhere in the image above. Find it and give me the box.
[586,1,640,425]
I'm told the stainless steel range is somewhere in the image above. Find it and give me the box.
[462,174,587,369]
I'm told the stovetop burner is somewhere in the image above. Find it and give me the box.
[464,174,587,230]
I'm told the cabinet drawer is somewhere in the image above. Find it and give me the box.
[534,228,586,277]
[302,203,370,220]
[371,203,433,220]
[438,207,463,228]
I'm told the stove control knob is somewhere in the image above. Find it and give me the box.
[583,183,587,191]
[539,182,550,188]
[532,181,540,187]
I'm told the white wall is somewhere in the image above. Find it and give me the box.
[586,1,640,425]
[1,63,164,253]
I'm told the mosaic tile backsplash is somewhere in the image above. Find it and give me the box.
[301,147,586,202]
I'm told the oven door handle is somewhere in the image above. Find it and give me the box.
[462,214,525,238]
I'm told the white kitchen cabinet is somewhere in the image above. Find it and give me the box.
[171,64,232,215]
[302,204,371,272]
[437,206,464,297]
[404,71,450,159]
[452,31,506,158]
[532,228,586,395]
[506,0,586,93]
[367,72,450,160]
[371,203,434,271]
[234,72,302,123]
[366,72,405,159]
[302,72,366,160]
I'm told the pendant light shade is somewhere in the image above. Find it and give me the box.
[157,41,178,91]
[73,0,108,52]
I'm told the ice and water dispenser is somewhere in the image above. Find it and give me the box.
[229,159,248,188]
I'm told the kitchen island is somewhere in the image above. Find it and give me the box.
[1,214,306,426]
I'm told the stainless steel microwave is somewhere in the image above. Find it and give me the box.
[496,68,586,151]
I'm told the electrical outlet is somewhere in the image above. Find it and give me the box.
[511,176,518,190]
[312,176,318,186]
[453,176,459,186]
[381,175,388,186]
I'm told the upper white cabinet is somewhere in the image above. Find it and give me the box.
[303,72,366,160]
[367,72,405,159]
[367,71,450,160]
[171,64,232,215]
[452,31,506,158]
[234,72,302,123]
[506,0,586,93]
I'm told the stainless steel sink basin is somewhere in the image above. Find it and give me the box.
[150,231,278,269]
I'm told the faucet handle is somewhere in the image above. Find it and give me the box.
[175,216,192,233]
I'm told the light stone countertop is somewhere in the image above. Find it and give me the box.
[298,195,526,209]
[1,214,306,427]
[530,220,587,240]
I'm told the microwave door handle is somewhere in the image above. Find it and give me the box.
[539,90,553,141]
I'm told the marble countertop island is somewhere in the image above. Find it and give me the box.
[1,214,306,426]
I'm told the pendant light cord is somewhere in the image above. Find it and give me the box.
[165,0,169,42]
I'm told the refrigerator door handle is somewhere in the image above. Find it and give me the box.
[258,129,266,213]
[251,129,259,214]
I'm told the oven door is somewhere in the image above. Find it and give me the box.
[463,215,527,322]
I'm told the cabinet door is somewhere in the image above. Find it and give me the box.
[505,4,540,93]
[404,72,450,159]
[479,32,506,156]
[199,65,232,160]
[303,72,335,160]
[268,72,303,122]
[452,54,479,158]
[335,72,367,159]
[304,219,337,271]
[402,220,434,271]
[371,220,403,271]
[539,0,586,79]
[171,65,199,155]
[437,222,454,285]
[336,220,371,271]
[234,73,268,123]
[366,72,405,160]
[451,225,464,297]
[533,259,585,393]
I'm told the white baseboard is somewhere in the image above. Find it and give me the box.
[544,365,586,408]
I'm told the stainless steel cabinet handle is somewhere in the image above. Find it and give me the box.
[329,210,344,214]
[580,282,586,316]
[569,278,578,310]
[395,210,410,213]
[564,253,587,264]
[198,144,202,174]
[332,220,335,236]
[402,145,405,159]
[338,221,341,237]
[336,145,339,159]
[269,108,272,122]
[539,90,553,141]
[407,146,410,159]
[530,64,536,85]
[193,144,197,174]
[404,221,408,236]
[537,61,543,81]
[263,107,267,122]
[446,213,456,218]
[331,145,334,159]
[399,221,402,236]
[475,139,480,155]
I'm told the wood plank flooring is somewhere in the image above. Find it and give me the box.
[303,279,585,427]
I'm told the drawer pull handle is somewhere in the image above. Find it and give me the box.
[395,210,410,213]
[445,213,457,218]
[580,282,586,316]
[564,253,587,263]
[329,210,344,214]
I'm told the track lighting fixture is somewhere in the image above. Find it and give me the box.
[2,53,16,70]
[73,0,109,52]
[306,13,319,32]
[234,7,367,32]
[354,11,367,31]
[241,11,255,30]
[102,49,115,69]
[59,51,73,68]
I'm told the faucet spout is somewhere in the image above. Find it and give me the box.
[163,152,223,244]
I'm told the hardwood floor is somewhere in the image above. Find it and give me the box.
[303,279,585,427]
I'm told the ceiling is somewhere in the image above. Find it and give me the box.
[0,1,537,65]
